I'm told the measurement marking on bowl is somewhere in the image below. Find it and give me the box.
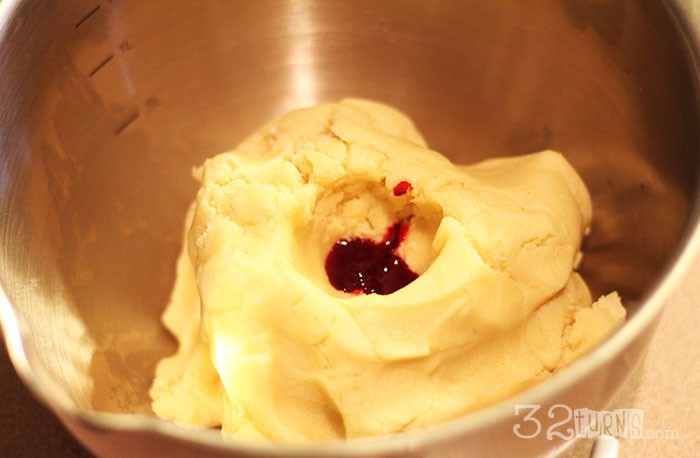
[88,54,115,78]
[115,111,140,135]
[75,5,101,29]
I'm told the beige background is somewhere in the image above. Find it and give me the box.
[2,255,700,457]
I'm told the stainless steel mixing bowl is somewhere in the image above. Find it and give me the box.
[1,1,699,457]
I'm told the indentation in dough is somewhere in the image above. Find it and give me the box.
[293,179,442,296]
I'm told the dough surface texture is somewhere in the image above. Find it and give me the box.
[149,99,625,442]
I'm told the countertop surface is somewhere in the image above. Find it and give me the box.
[2,255,699,458]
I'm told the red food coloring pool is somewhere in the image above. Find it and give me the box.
[325,221,418,295]
[393,181,413,196]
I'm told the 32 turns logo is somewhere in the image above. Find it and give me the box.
[513,404,651,440]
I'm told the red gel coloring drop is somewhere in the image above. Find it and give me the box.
[325,222,418,295]
[393,181,413,196]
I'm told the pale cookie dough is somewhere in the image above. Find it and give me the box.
[149,98,626,442]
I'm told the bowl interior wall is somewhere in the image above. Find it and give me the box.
[0,0,698,414]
